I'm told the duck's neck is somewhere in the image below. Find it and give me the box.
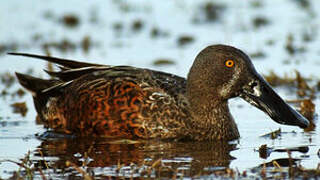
[186,99,240,141]
[185,58,240,140]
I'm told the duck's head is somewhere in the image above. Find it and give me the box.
[187,44,309,129]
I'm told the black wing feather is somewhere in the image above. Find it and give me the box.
[8,52,105,69]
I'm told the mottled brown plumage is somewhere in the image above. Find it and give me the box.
[10,45,309,141]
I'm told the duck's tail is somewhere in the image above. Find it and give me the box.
[15,72,61,115]
[15,72,55,96]
[10,52,109,120]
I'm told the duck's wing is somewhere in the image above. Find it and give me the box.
[9,52,187,97]
[148,70,187,98]
[10,53,189,138]
[8,53,106,69]
[8,52,112,82]
[53,67,188,138]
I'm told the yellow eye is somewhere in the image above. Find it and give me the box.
[225,60,234,68]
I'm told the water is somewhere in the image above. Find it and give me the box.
[0,0,319,179]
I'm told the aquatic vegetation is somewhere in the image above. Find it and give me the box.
[60,14,80,28]
[152,58,175,66]
[10,102,28,117]
[252,16,270,29]
[192,2,225,24]
[2,148,320,179]
[177,35,195,47]
[1,72,15,88]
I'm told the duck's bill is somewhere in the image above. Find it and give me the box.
[240,75,309,128]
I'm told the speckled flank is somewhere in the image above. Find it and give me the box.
[20,65,190,139]
[11,44,308,141]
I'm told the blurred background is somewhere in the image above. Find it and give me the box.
[0,0,319,179]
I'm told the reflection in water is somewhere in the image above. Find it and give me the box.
[33,137,237,178]
[258,144,309,159]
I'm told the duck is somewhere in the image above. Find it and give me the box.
[9,45,309,141]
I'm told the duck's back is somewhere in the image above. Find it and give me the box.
[13,53,190,139]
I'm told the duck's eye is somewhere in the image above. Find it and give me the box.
[225,60,234,68]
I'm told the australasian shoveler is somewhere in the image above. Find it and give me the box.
[9,45,309,141]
